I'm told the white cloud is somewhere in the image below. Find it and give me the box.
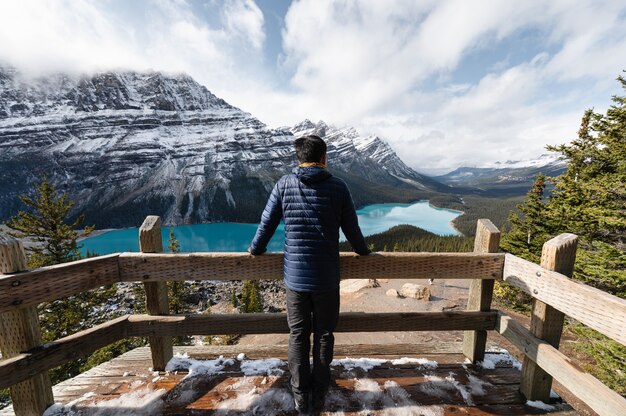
[278,0,626,170]
[0,0,266,88]
[223,0,266,50]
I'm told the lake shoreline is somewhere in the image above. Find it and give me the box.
[80,200,464,254]
[421,199,466,237]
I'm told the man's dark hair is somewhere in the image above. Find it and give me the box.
[295,135,327,163]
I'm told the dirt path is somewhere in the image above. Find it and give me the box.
[237,278,473,347]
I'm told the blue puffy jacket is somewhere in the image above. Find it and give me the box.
[249,165,370,292]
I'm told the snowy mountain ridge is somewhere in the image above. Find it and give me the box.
[0,67,445,228]
[435,153,567,196]
[482,153,566,170]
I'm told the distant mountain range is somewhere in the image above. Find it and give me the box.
[435,154,567,196]
[0,66,449,228]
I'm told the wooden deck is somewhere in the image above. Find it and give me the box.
[1,344,576,415]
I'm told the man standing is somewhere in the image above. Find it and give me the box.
[248,135,370,414]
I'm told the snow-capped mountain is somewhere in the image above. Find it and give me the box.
[0,67,445,227]
[482,154,566,170]
[435,154,566,196]
[291,120,448,192]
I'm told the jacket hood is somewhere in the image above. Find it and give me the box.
[293,165,332,185]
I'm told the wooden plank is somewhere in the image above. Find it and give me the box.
[503,253,626,346]
[463,219,500,363]
[164,343,499,360]
[117,251,505,282]
[0,254,121,314]
[115,345,502,367]
[126,311,497,337]
[521,234,577,401]
[0,315,129,389]
[139,216,173,372]
[496,312,626,416]
[0,234,54,415]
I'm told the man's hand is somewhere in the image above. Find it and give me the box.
[248,246,266,255]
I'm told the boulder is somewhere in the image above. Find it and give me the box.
[386,288,399,298]
[399,283,431,300]
[340,279,378,294]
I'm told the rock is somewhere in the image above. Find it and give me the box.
[340,279,378,294]
[399,283,431,300]
[386,288,399,298]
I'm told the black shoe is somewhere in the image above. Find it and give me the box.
[312,389,327,413]
[294,392,310,414]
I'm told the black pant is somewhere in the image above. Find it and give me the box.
[286,287,340,397]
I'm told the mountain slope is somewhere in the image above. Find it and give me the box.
[435,154,566,196]
[292,120,450,193]
[0,67,446,227]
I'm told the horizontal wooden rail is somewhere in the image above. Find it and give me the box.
[0,316,128,389]
[126,311,497,337]
[503,253,626,346]
[118,252,505,282]
[0,252,504,315]
[0,311,496,389]
[0,254,121,314]
[496,312,626,416]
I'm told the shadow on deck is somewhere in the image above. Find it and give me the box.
[9,345,575,416]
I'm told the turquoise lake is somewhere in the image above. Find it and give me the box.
[80,201,462,254]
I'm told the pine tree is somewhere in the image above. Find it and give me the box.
[166,229,190,325]
[4,178,93,268]
[544,75,626,295]
[495,74,626,391]
[231,288,238,307]
[500,174,550,264]
[3,179,122,383]
[167,228,181,253]
[240,280,263,313]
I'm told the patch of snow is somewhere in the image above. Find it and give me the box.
[352,379,445,416]
[331,357,386,371]
[354,378,382,403]
[550,389,560,399]
[478,352,522,370]
[240,358,285,376]
[43,388,166,416]
[391,357,438,369]
[91,388,166,415]
[214,381,293,415]
[527,400,556,410]
[421,373,484,406]
[467,374,491,396]
[42,403,66,416]
[237,352,246,361]
[165,352,235,377]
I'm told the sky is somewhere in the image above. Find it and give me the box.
[1,0,625,174]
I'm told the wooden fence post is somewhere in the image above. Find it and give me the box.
[462,219,500,363]
[139,216,173,371]
[520,233,578,402]
[0,234,54,415]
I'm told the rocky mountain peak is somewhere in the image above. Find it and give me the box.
[0,66,234,118]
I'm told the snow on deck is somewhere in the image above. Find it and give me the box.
[1,345,576,415]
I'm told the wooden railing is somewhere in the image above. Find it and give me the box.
[0,217,624,416]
